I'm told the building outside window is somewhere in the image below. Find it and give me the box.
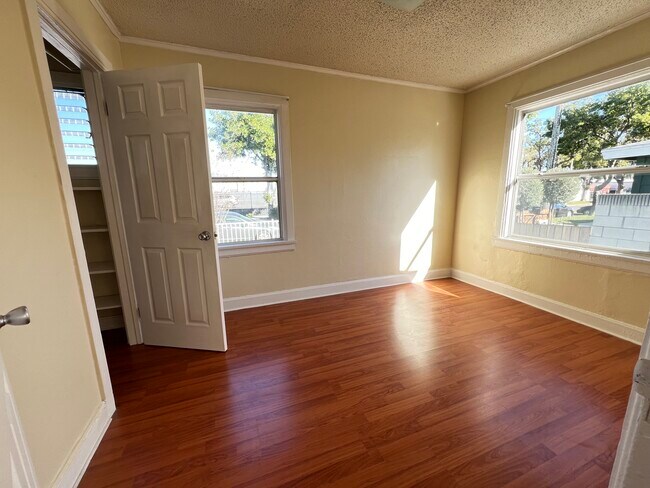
[53,89,98,165]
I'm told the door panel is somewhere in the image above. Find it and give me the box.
[142,247,175,324]
[178,248,210,326]
[164,132,198,223]
[102,63,227,351]
[126,135,160,221]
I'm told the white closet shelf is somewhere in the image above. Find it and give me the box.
[88,261,116,275]
[95,295,121,311]
[73,186,102,191]
[81,225,109,234]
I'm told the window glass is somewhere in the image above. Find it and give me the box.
[506,78,650,255]
[206,109,278,178]
[211,182,280,244]
[520,80,650,174]
[206,107,282,245]
[53,89,98,165]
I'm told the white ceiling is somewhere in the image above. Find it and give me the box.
[99,0,650,90]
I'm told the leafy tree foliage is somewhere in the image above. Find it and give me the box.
[552,83,650,170]
[543,176,581,222]
[517,168,544,212]
[208,110,277,176]
[522,115,551,171]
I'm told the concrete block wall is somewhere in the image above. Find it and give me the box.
[589,194,650,251]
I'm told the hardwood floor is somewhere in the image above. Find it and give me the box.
[81,279,639,487]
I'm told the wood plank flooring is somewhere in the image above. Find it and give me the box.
[81,279,640,487]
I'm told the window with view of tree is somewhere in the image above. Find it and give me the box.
[503,76,650,255]
[205,90,293,252]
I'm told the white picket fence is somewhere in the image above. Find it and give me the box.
[216,220,280,244]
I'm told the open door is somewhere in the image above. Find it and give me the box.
[101,64,227,351]
[610,317,650,487]
[1,350,37,488]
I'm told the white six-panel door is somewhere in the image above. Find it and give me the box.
[101,63,227,351]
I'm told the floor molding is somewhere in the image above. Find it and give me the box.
[223,268,451,312]
[451,269,645,345]
[52,402,113,488]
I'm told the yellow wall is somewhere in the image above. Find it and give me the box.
[0,0,121,485]
[453,17,650,328]
[120,44,465,298]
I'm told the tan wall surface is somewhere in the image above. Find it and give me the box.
[453,17,650,328]
[0,0,121,485]
[120,43,465,298]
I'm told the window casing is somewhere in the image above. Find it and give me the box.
[498,58,650,273]
[204,89,295,257]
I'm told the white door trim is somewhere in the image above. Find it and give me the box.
[609,318,650,487]
[25,0,117,410]
[33,0,141,345]
[51,402,112,488]
[82,71,142,345]
[1,350,38,488]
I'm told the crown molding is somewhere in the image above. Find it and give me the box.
[119,36,464,93]
[88,0,121,39]
[466,9,650,93]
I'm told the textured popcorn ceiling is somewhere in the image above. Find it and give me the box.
[100,0,650,90]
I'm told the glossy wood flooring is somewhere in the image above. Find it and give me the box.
[81,279,639,487]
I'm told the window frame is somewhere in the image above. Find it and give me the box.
[204,88,295,258]
[496,57,650,274]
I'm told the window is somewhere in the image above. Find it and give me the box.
[53,89,98,165]
[204,89,294,256]
[499,61,650,268]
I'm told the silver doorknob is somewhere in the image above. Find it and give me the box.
[0,306,30,330]
[198,231,212,241]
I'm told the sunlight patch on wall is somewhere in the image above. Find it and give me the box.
[400,182,436,283]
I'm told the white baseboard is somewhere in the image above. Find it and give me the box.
[451,269,645,345]
[226,266,644,343]
[52,401,113,488]
[223,268,451,312]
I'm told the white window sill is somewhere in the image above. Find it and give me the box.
[494,236,650,275]
[218,240,296,258]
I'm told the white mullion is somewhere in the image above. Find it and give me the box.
[212,177,280,183]
[517,166,650,180]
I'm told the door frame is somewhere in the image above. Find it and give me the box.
[30,0,142,347]
[609,318,650,487]
[81,70,142,345]
[23,0,145,417]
